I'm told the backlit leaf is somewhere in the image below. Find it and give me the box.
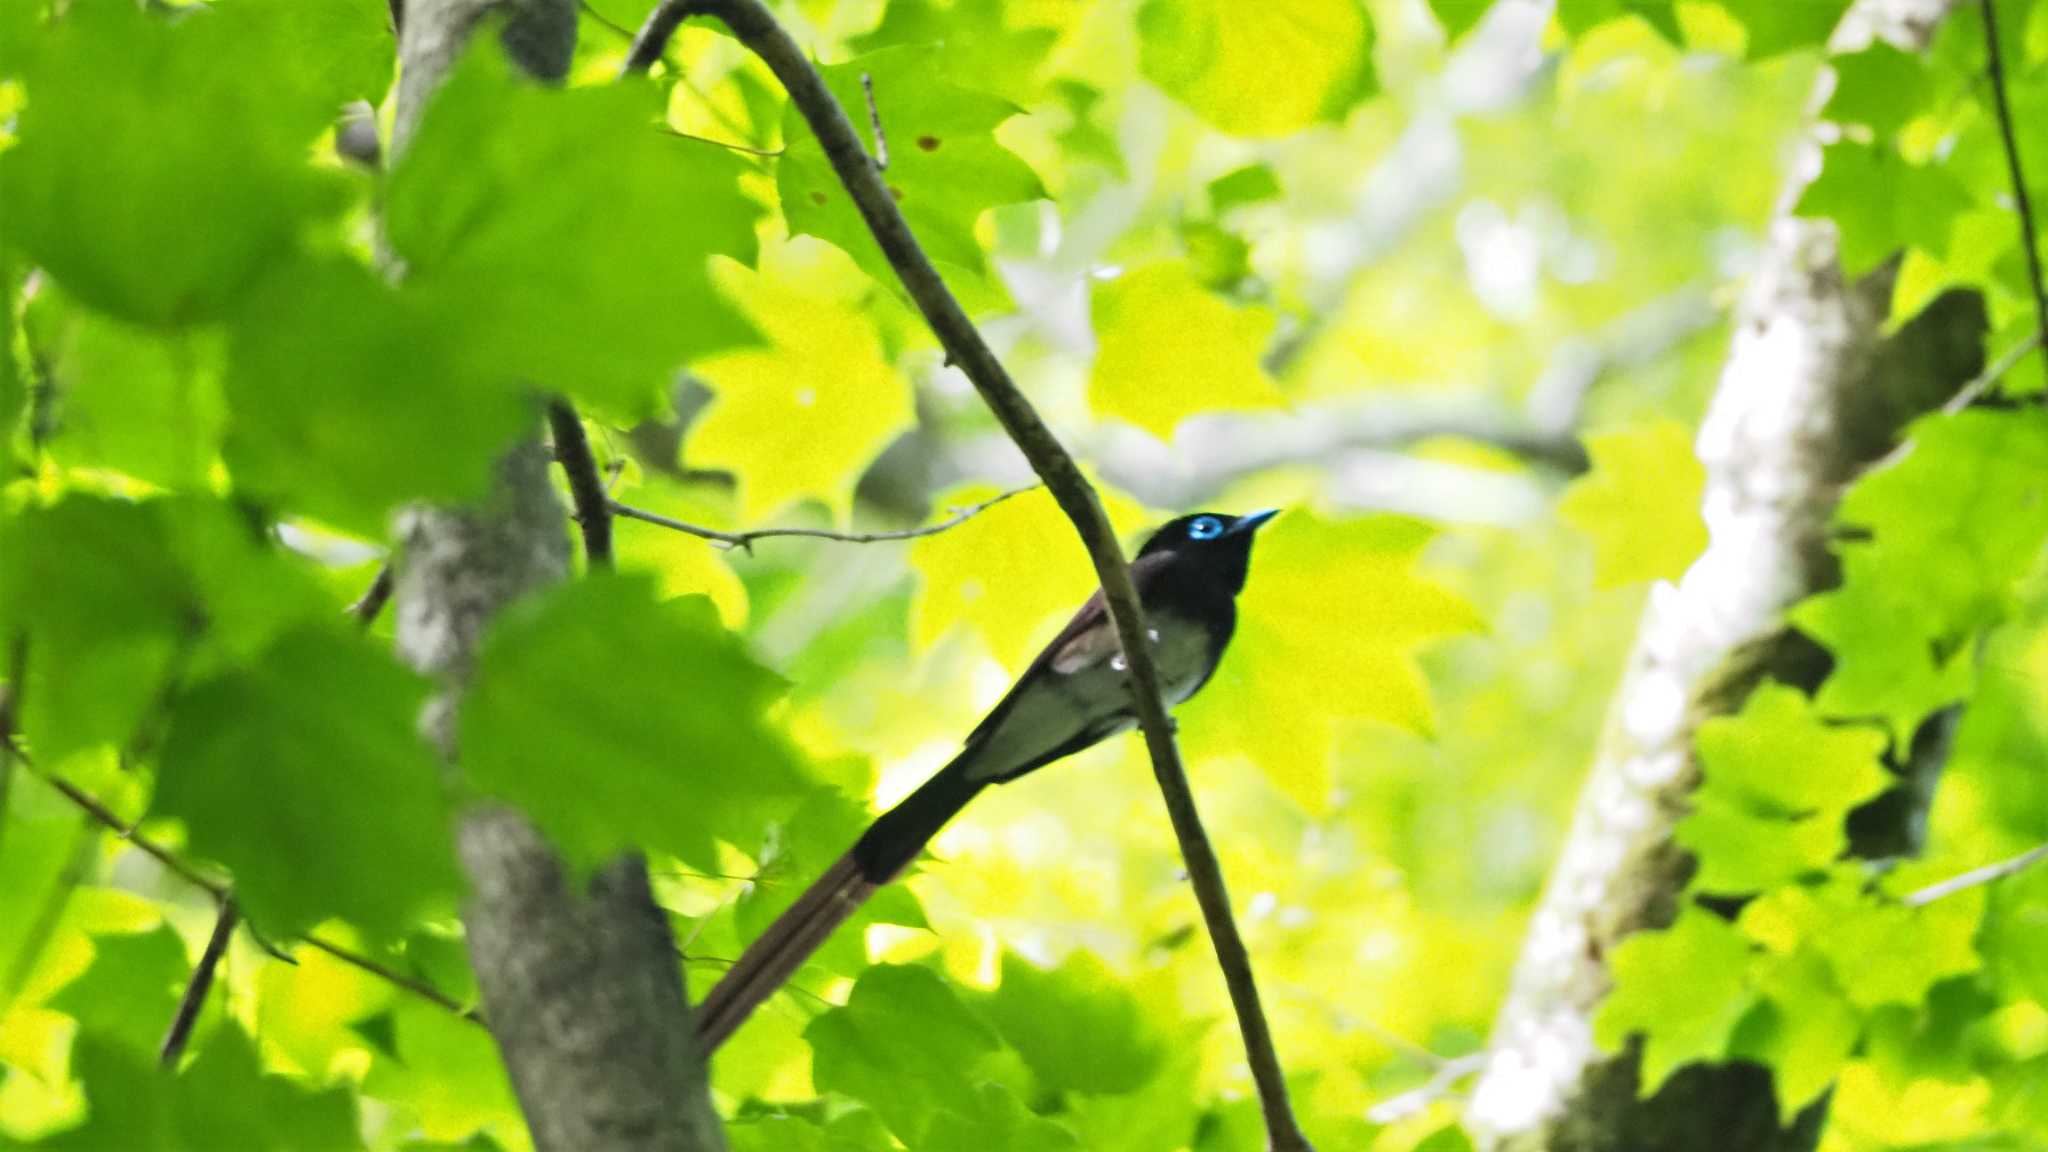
[1137,0,1376,137]
[1557,420,1707,588]
[1088,262,1285,440]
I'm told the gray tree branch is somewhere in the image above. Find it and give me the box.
[391,4,722,1149]
[1468,3,1982,1147]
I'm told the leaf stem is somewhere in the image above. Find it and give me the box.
[629,4,1312,1146]
[1980,0,2048,392]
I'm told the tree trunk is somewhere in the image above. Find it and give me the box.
[1466,2,1981,1147]
[389,5,726,1149]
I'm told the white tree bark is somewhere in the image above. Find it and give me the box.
[389,4,725,1149]
[1468,2,1972,1147]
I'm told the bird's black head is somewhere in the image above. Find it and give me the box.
[1136,509,1279,595]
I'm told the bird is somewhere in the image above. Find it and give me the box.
[692,509,1280,1051]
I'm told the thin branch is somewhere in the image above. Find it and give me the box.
[609,484,1036,552]
[1903,842,2048,906]
[159,898,238,1066]
[629,4,1311,1147]
[1980,0,2048,390]
[299,932,484,1023]
[547,399,614,569]
[861,72,887,170]
[1942,328,2046,414]
[1365,1052,1488,1124]
[657,125,783,158]
[24,762,483,1025]
[350,565,395,627]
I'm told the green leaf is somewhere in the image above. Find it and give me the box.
[1180,511,1481,810]
[849,0,1062,104]
[459,573,808,873]
[983,951,1163,1095]
[1791,550,1975,741]
[689,241,916,522]
[1728,950,1861,1116]
[38,305,222,489]
[0,0,348,325]
[1593,906,1756,1096]
[1837,408,2048,637]
[1981,859,2048,1002]
[1693,683,1892,817]
[1557,419,1708,588]
[1063,1049,1203,1152]
[222,255,532,538]
[386,45,759,418]
[1555,0,1684,43]
[733,786,928,978]
[910,483,1153,671]
[1137,0,1375,137]
[360,1000,521,1143]
[1677,789,1844,895]
[48,926,187,1058]
[778,47,1045,284]
[46,1027,362,1150]
[805,964,1005,1142]
[1,496,199,764]
[1430,0,1491,43]
[1826,42,1932,136]
[1742,880,1984,1011]
[1722,0,1846,57]
[155,627,460,943]
[924,1082,1083,1151]
[1088,261,1285,440]
[1796,141,1969,277]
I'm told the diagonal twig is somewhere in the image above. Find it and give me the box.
[159,898,238,1066]
[1980,0,2048,392]
[627,4,1312,1147]
[349,565,395,627]
[23,760,483,1026]
[1904,841,2048,906]
[608,483,1036,552]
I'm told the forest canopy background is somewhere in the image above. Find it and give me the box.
[1,0,2046,1149]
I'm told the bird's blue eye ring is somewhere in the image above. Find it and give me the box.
[1187,516,1225,540]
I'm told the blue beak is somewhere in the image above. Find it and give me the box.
[1229,508,1280,536]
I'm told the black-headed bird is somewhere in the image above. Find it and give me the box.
[695,508,1280,1050]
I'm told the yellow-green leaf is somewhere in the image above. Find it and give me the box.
[690,240,915,523]
[1136,0,1376,138]
[1181,511,1482,810]
[1088,261,1286,440]
[910,483,1152,671]
[1558,420,1708,587]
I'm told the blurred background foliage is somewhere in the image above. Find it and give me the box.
[0,0,2045,1148]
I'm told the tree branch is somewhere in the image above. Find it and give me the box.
[608,483,1035,551]
[22,760,485,1022]
[547,399,614,569]
[1980,0,2048,390]
[1903,841,2048,906]
[350,564,395,627]
[393,4,725,1148]
[159,898,238,1067]
[630,4,1310,1146]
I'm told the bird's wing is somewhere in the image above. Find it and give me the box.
[959,551,1174,749]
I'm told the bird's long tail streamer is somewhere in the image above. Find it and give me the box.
[694,763,985,1052]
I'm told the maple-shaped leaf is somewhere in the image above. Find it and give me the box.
[1594,905,1756,1096]
[1180,511,1482,810]
[1137,0,1376,138]
[1089,261,1286,440]
[1557,419,1708,588]
[777,47,1044,285]
[689,239,916,523]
